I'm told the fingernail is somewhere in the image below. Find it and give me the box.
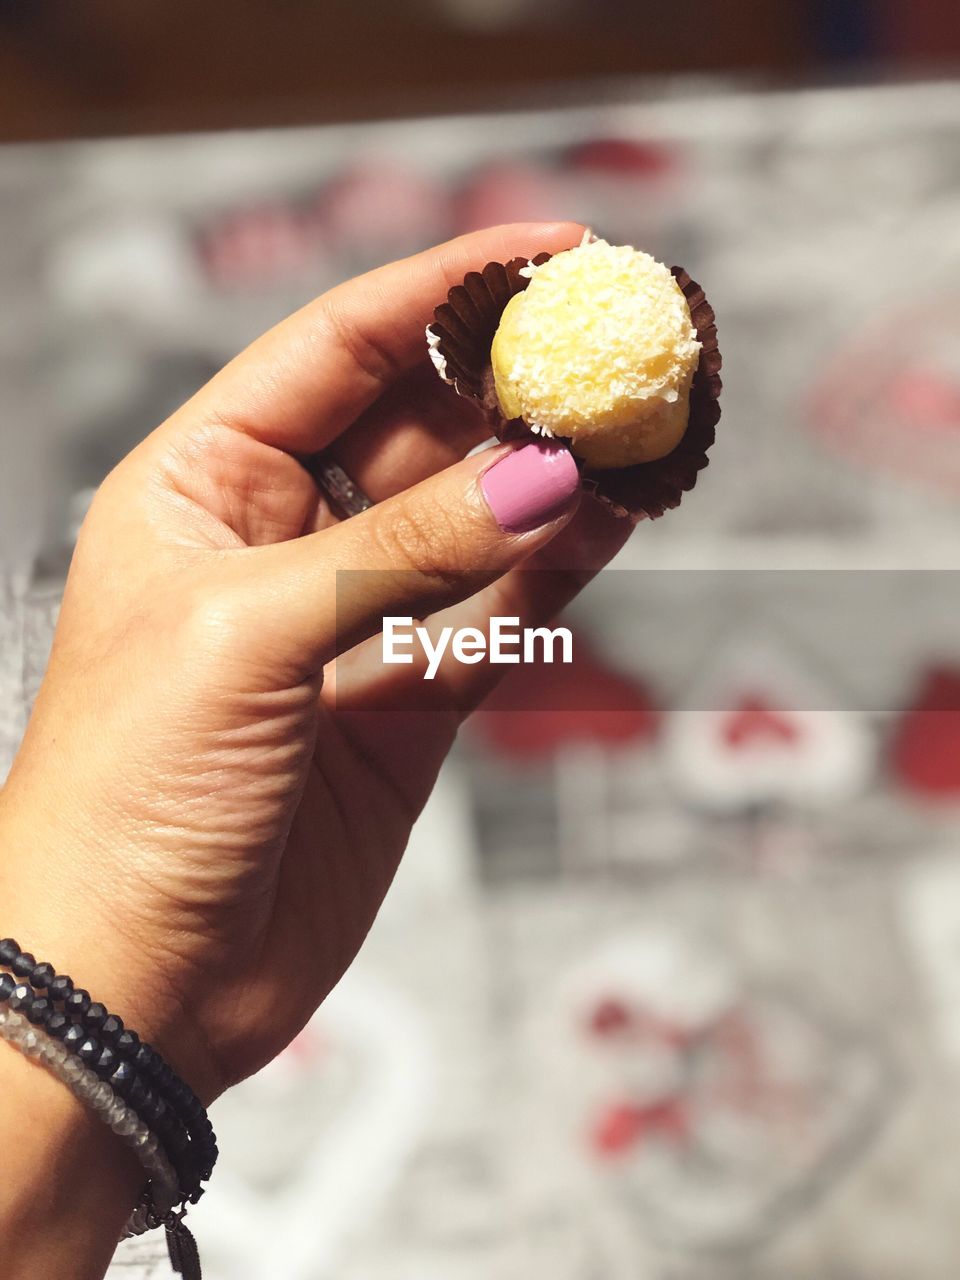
[480,441,580,533]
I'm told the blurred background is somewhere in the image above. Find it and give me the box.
[2,2,960,1277]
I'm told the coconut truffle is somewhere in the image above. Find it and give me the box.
[490,237,701,469]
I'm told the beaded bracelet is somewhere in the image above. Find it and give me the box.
[0,938,217,1190]
[0,939,214,1278]
[0,1005,180,1208]
[0,939,217,1185]
[0,972,199,1200]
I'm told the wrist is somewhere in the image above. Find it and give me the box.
[0,803,223,1106]
[0,1027,143,1280]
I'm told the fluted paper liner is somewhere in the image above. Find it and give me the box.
[427,255,722,519]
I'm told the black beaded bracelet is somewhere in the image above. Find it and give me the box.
[0,938,215,1278]
[0,968,201,1200]
[0,939,217,1192]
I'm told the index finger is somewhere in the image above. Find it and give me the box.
[171,221,585,456]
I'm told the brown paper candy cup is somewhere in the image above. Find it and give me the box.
[427,255,722,520]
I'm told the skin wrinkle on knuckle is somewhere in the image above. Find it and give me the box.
[186,337,294,438]
[368,502,461,579]
[317,290,402,391]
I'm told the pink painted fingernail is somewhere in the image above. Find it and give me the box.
[480,441,580,533]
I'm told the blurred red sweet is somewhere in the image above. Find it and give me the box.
[662,636,876,811]
[591,1097,688,1158]
[807,302,960,495]
[564,137,677,180]
[453,161,573,235]
[586,997,691,1048]
[588,997,633,1037]
[888,369,960,430]
[198,202,321,287]
[891,667,960,799]
[722,695,803,749]
[317,161,448,256]
[472,631,659,759]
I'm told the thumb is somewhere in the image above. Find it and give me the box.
[244,439,581,676]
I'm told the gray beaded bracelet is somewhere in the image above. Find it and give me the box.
[0,1004,180,1221]
[0,1005,204,1277]
[0,938,217,1196]
[0,937,212,1276]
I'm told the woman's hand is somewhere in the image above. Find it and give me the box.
[0,222,632,1112]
